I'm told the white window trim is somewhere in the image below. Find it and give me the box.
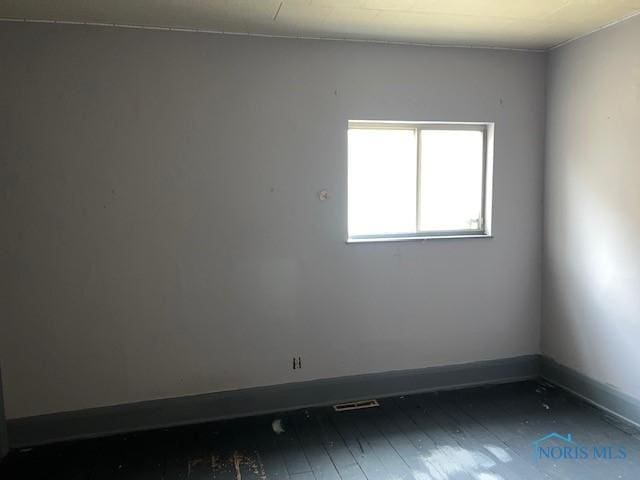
[346,120,494,243]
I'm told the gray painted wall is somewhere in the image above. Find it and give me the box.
[543,15,640,401]
[0,22,546,420]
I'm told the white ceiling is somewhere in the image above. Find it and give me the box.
[1,0,639,49]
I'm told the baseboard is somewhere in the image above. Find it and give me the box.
[9,355,640,450]
[7,354,539,448]
[540,356,640,428]
[0,367,8,461]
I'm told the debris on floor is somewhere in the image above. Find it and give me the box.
[271,418,285,434]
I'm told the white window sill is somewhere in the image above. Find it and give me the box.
[346,234,492,244]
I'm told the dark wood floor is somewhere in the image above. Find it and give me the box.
[2,380,640,479]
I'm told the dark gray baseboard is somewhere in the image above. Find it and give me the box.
[8,355,640,450]
[540,356,640,428]
[8,354,539,448]
[0,367,8,461]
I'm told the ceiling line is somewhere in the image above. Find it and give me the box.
[2,6,640,53]
[0,17,545,52]
[549,8,640,50]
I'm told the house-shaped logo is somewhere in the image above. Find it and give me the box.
[533,432,576,447]
[532,432,584,461]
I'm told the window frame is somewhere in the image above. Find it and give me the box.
[347,120,494,243]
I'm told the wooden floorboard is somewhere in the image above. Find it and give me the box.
[276,415,313,477]
[419,393,537,480]
[2,380,640,480]
[370,399,441,480]
[430,392,550,480]
[310,410,366,480]
[326,405,394,480]
[393,394,477,480]
[289,410,341,480]
[348,408,419,480]
[451,385,576,479]
[375,396,447,478]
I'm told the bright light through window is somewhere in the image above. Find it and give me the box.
[348,128,416,236]
[419,129,484,232]
[348,122,492,241]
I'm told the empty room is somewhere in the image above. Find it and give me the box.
[1,1,639,478]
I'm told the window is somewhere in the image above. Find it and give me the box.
[348,121,493,242]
